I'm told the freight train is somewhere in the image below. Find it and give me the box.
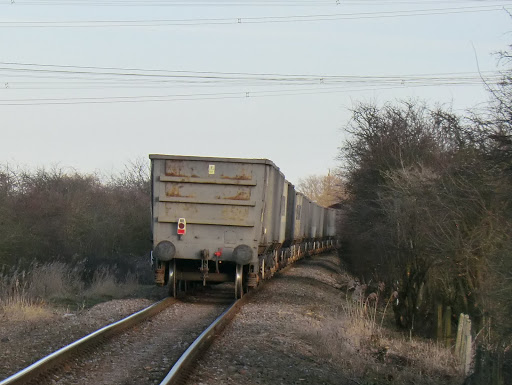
[150,155,337,298]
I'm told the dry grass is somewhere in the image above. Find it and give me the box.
[0,262,141,321]
[315,297,463,385]
[29,262,83,299]
[84,267,139,299]
[1,302,54,321]
[0,263,71,321]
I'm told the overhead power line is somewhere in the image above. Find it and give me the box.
[0,61,502,105]
[0,82,494,106]
[0,61,502,85]
[2,0,511,6]
[0,5,509,27]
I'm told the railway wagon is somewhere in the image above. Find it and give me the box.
[150,154,336,297]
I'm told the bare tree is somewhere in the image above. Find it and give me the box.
[297,172,344,207]
[0,161,152,274]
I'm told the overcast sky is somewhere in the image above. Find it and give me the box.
[1,0,511,184]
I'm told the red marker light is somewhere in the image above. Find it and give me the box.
[177,218,186,235]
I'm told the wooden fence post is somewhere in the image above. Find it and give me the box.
[443,306,452,348]
[455,313,464,356]
[437,304,443,344]
[463,316,472,375]
[455,313,472,376]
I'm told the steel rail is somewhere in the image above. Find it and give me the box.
[160,292,251,385]
[158,249,329,385]
[0,297,176,385]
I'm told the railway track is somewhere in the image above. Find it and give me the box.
[2,251,334,385]
[0,297,176,385]
[0,285,245,385]
[160,289,253,385]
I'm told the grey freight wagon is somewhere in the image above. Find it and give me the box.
[150,154,336,298]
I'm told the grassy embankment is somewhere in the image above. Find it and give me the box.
[318,266,463,385]
[0,261,156,321]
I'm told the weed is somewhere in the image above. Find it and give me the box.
[0,261,140,320]
[84,267,139,300]
[314,293,463,384]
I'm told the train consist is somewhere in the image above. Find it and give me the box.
[150,154,337,298]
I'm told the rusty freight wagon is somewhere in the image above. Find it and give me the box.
[150,154,337,298]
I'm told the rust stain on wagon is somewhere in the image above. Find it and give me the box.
[166,171,189,177]
[222,191,250,200]
[166,170,189,177]
[165,161,200,178]
[220,174,252,180]
[220,167,252,180]
[165,161,189,177]
[214,188,251,201]
[166,185,195,198]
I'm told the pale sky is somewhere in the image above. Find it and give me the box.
[1,0,511,184]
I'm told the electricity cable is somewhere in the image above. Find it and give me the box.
[0,5,509,27]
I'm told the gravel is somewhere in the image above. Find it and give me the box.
[0,298,158,380]
[47,299,228,385]
[1,254,348,384]
[185,253,352,385]
[2,253,461,385]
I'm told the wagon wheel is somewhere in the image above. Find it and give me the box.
[168,259,177,298]
[235,264,244,299]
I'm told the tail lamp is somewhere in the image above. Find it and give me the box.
[177,218,186,235]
